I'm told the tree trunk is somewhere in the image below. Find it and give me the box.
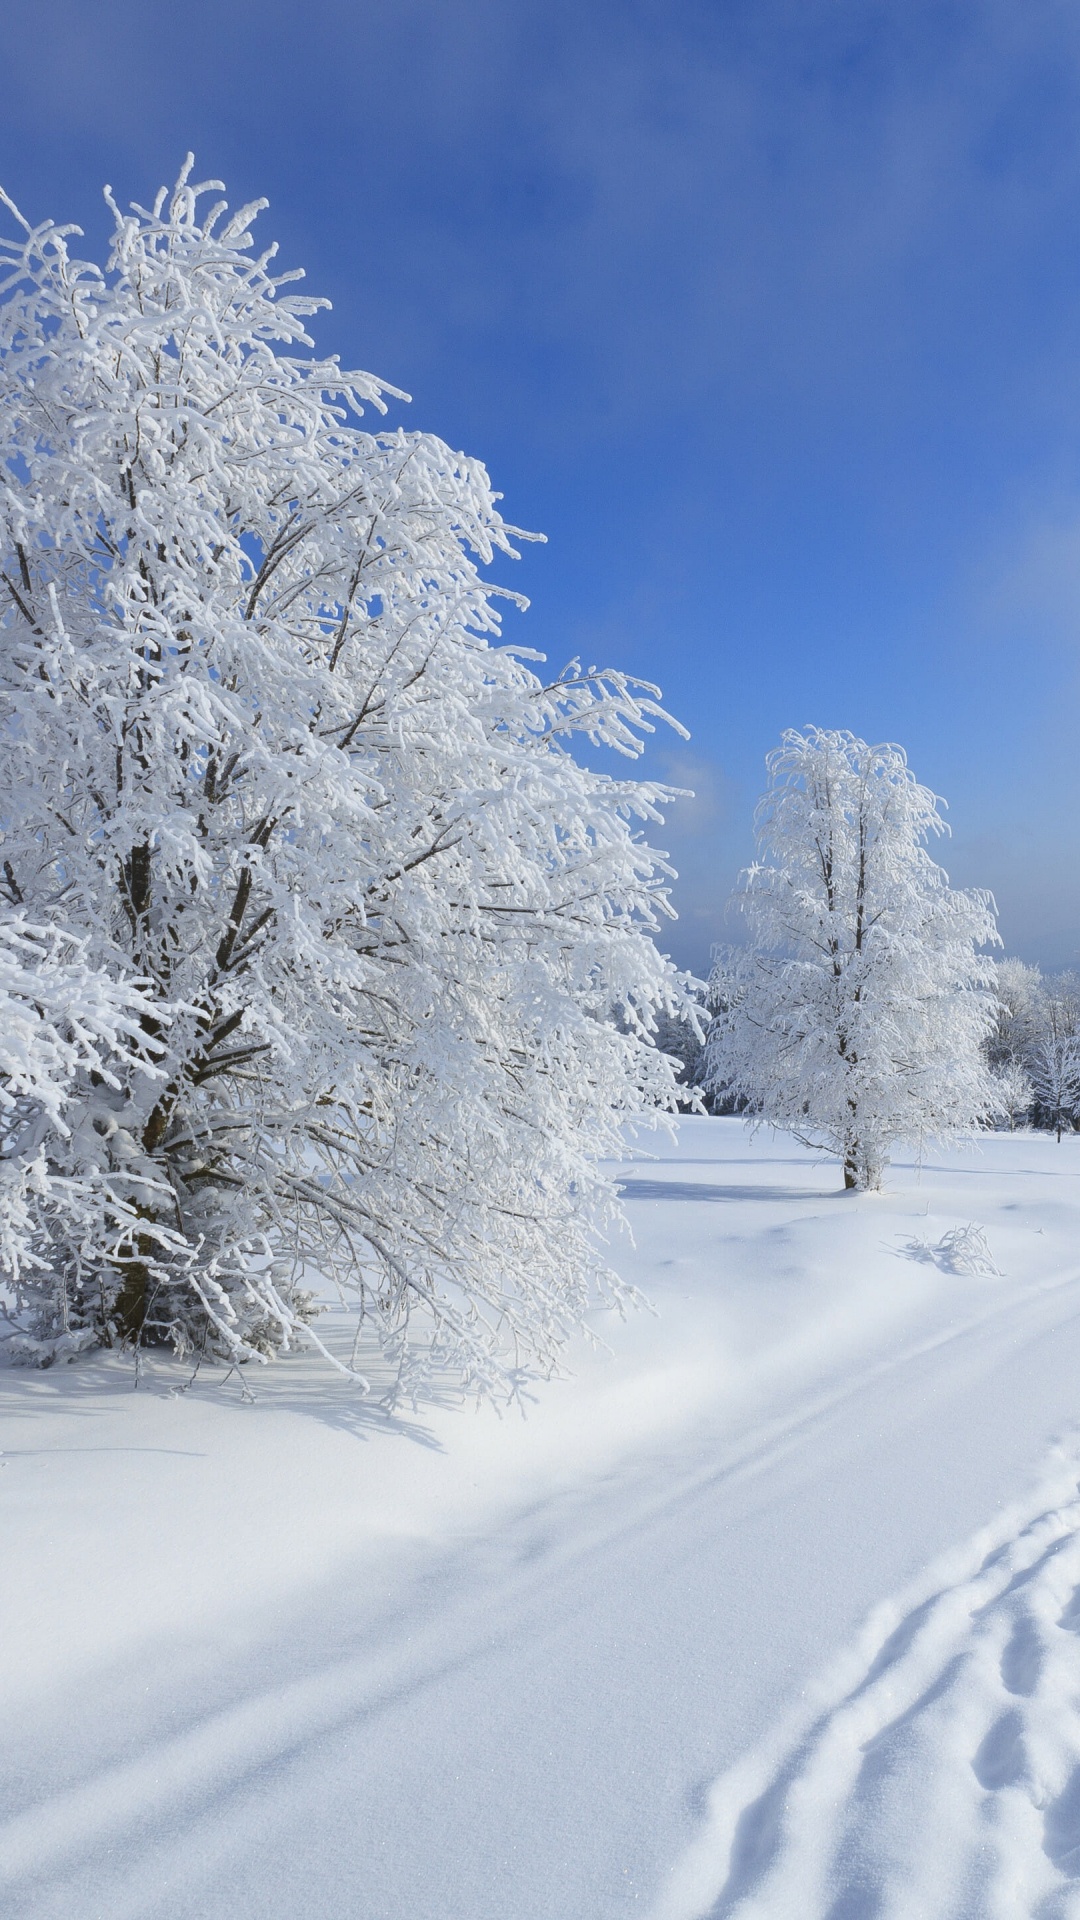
[112,1226,159,1343]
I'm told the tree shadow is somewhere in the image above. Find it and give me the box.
[618,1178,839,1204]
[616,1156,828,1169]
[0,1341,448,1450]
[890,1157,1061,1179]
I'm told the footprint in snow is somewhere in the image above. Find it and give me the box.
[972,1707,1028,1791]
[1059,1585,1080,1634]
[650,1468,1080,1920]
[1044,1766,1080,1878]
[1000,1612,1044,1696]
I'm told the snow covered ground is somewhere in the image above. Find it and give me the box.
[6,1118,1080,1918]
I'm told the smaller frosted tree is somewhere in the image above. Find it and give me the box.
[706,728,999,1189]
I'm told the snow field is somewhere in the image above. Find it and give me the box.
[6,1118,1080,1917]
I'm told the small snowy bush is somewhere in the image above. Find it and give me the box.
[903,1224,1000,1277]
[0,161,695,1394]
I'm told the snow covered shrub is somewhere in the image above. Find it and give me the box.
[0,161,694,1391]
[705,728,999,1190]
[901,1223,1000,1276]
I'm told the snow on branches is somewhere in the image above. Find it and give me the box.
[705,728,999,1190]
[0,917,166,1354]
[0,159,694,1392]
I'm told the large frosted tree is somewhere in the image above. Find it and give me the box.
[706,728,998,1189]
[0,161,695,1390]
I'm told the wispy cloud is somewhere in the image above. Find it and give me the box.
[5,0,1080,968]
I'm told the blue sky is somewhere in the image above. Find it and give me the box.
[5,0,1080,974]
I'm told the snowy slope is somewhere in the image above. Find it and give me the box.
[5,1119,1080,1918]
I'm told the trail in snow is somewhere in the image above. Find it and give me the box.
[652,1458,1080,1920]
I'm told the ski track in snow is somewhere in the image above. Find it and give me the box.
[653,1462,1080,1920]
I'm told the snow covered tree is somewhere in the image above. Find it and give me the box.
[987,1056,1033,1131]
[987,958,1045,1078]
[1028,1035,1080,1140]
[705,728,999,1190]
[983,959,1037,1126]
[985,961,1080,1135]
[699,949,755,1115]
[652,990,709,1108]
[0,161,695,1392]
